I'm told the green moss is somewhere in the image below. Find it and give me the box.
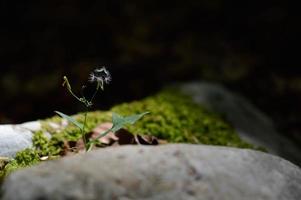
[111,90,255,148]
[36,89,259,155]
[0,148,40,179]
[32,131,50,156]
[1,89,262,180]
[32,131,64,156]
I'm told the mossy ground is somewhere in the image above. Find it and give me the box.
[0,89,262,180]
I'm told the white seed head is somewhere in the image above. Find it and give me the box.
[104,74,112,84]
[94,67,109,74]
[88,72,97,82]
[88,67,111,87]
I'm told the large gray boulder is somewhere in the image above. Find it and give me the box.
[178,82,301,165]
[1,144,300,200]
[0,121,40,157]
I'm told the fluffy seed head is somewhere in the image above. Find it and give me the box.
[89,66,111,89]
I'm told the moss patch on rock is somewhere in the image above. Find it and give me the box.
[0,89,261,180]
[0,148,40,181]
[111,90,256,148]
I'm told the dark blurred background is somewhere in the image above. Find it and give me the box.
[0,1,300,146]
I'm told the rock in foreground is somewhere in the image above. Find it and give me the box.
[2,144,301,200]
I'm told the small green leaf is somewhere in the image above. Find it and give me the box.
[111,112,149,132]
[54,111,84,130]
[123,112,150,124]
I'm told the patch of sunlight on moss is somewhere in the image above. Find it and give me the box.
[111,89,256,149]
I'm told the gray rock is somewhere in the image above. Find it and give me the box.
[0,121,41,157]
[2,144,301,200]
[178,82,301,165]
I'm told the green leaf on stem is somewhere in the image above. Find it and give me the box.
[111,112,150,132]
[94,112,149,140]
[54,111,84,130]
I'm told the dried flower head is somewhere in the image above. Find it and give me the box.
[89,67,111,90]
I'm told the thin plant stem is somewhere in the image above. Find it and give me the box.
[89,90,98,104]
[68,89,82,103]
[81,111,88,151]
[89,82,100,104]
[63,76,83,103]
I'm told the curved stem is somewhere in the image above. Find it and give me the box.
[63,76,83,103]
[69,90,82,103]
[89,82,100,104]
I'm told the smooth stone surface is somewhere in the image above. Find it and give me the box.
[2,144,301,200]
[0,121,41,157]
[178,82,301,165]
